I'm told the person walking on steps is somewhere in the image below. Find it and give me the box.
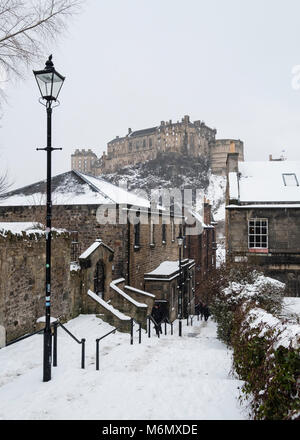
[203,303,211,322]
[152,303,163,336]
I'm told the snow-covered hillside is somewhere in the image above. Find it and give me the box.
[0,315,247,420]
[103,152,227,223]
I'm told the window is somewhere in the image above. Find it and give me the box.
[134,221,140,249]
[282,173,299,186]
[162,222,166,244]
[248,219,268,249]
[150,221,155,246]
[171,220,175,242]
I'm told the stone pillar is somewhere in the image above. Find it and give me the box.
[0,325,5,348]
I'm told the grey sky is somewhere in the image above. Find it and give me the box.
[1,0,300,190]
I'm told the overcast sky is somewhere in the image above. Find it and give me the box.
[1,0,300,190]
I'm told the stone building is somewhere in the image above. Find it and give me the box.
[71,115,244,176]
[71,149,97,174]
[0,171,215,341]
[225,153,300,296]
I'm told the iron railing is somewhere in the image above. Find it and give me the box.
[95,327,119,371]
[54,321,86,369]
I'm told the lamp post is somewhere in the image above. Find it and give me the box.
[177,225,184,337]
[33,55,65,382]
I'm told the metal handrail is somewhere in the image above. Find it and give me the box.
[5,328,44,347]
[130,318,143,345]
[55,321,86,369]
[95,327,119,371]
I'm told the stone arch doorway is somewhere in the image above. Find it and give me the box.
[94,260,105,298]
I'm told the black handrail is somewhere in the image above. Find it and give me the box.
[147,315,173,338]
[130,318,142,345]
[56,321,86,369]
[5,328,44,347]
[95,327,119,371]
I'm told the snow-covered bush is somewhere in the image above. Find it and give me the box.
[210,268,285,345]
[232,307,300,420]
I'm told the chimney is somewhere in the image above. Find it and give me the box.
[183,115,190,124]
[269,154,273,161]
[230,141,235,153]
[203,199,211,225]
[128,128,132,134]
[226,152,239,174]
[161,121,165,126]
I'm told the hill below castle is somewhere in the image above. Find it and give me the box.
[102,152,226,232]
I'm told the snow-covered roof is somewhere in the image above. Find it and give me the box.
[228,161,300,204]
[0,170,151,208]
[79,239,113,260]
[144,259,194,281]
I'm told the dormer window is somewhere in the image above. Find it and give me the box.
[282,173,299,186]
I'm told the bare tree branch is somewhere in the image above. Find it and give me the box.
[0,0,83,82]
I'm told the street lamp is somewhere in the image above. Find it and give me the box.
[177,225,184,337]
[33,55,65,382]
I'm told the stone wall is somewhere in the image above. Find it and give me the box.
[128,212,180,290]
[0,230,75,342]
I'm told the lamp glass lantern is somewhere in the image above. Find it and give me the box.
[33,59,65,102]
[177,235,184,247]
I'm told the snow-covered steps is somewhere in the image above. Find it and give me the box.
[109,279,154,329]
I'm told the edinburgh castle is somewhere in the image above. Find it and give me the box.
[71,115,244,176]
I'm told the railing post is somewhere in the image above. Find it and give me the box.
[139,323,141,344]
[130,318,134,345]
[164,321,167,335]
[187,315,189,326]
[96,339,99,371]
[81,338,85,369]
[191,316,193,326]
[171,322,173,335]
[148,317,151,338]
[179,319,182,337]
[53,322,57,367]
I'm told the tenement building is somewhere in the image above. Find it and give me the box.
[225,153,300,296]
[71,115,244,175]
[0,171,216,342]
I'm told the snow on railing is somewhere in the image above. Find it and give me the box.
[110,279,147,308]
[124,285,155,298]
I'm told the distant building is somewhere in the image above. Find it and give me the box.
[71,115,244,176]
[225,153,300,296]
[71,149,97,174]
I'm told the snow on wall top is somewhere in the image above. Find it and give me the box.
[230,161,300,203]
[0,222,67,237]
[87,289,131,320]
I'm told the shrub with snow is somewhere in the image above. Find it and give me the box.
[232,307,300,420]
[210,269,285,345]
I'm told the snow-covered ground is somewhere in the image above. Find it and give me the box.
[0,315,247,420]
